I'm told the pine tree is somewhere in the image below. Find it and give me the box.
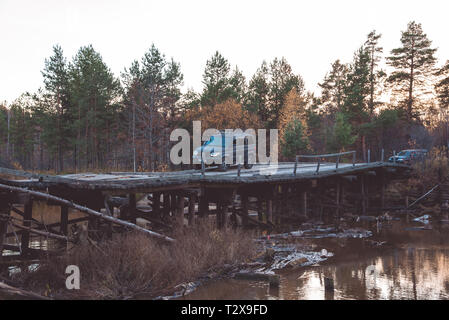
[122,44,183,170]
[342,47,371,126]
[319,60,348,114]
[436,61,449,112]
[387,21,437,121]
[247,61,270,121]
[41,45,72,172]
[329,112,357,152]
[364,30,385,115]
[201,51,231,106]
[228,66,247,104]
[281,119,309,158]
[268,57,305,128]
[70,45,120,169]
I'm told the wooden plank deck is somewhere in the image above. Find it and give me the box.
[0,162,410,193]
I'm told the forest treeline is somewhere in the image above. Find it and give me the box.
[1,21,449,173]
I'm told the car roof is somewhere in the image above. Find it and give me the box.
[401,149,427,152]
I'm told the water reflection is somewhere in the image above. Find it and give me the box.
[184,220,449,300]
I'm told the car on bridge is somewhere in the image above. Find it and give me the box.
[388,149,427,165]
[192,131,256,171]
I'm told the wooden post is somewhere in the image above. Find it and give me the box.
[21,200,33,255]
[267,199,273,224]
[277,186,283,224]
[257,197,263,221]
[104,201,113,239]
[380,171,385,210]
[163,193,170,220]
[199,194,209,219]
[0,196,10,262]
[217,200,227,229]
[301,191,308,218]
[153,192,161,219]
[176,194,185,227]
[129,193,137,224]
[170,193,177,217]
[341,184,346,215]
[188,193,196,226]
[241,193,249,227]
[335,181,341,218]
[88,204,101,240]
[60,205,69,236]
[361,175,366,216]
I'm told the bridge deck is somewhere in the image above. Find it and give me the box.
[0,162,409,193]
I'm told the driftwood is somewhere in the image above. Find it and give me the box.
[0,282,51,300]
[0,183,175,243]
[407,184,440,209]
[9,221,70,242]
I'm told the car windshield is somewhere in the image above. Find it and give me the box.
[397,151,410,157]
[203,135,232,147]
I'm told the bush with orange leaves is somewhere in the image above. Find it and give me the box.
[187,99,261,130]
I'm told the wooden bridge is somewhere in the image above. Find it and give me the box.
[0,154,411,265]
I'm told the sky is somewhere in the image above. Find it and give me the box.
[1,0,449,103]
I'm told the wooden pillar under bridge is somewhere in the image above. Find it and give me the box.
[361,175,366,216]
[199,194,209,219]
[277,185,284,224]
[88,204,102,240]
[266,199,273,224]
[163,193,170,220]
[188,193,196,226]
[153,192,161,219]
[0,196,10,262]
[380,170,386,210]
[241,193,249,227]
[104,200,113,239]
[21,199,33,255]
[176,194,185,227]
[217,200,228,229]
[60,205,68,236]
[170,193,177,217]
[300,191,308,218]
[128,193,137,224]
[340,183,346,215]
[335,180,341,218]
[257,197,263,222]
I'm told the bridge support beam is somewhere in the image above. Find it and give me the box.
[188,193,196,226]
[21,199,33,255]
[0,195,10,263]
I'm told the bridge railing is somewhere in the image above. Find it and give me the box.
[294,151,356,175]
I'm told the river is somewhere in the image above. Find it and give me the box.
[180,217,449,300]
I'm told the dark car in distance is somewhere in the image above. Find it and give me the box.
[388,149,428,165]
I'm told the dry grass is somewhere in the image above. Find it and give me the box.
[11,222,256,299]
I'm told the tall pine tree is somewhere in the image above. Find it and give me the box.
[387,21,437,121]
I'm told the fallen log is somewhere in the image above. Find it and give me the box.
[9,221,70,242]
[0,282,51,300]
[0,183,175,243]
[407,184,440,209]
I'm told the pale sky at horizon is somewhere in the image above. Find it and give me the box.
[1,0,449,103]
